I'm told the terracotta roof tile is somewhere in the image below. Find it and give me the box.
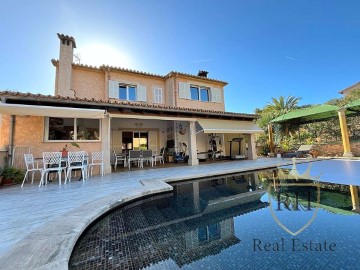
[0,91,258,119]
[165,71,228,85]
[51,60,227,84]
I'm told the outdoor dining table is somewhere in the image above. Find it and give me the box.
[35,156,87,183]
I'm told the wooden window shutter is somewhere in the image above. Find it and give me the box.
[136,85,147,102]
[108,80,118,98]
[178,82,191,99]
[210,87,222,103]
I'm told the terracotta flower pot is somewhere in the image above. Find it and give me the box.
[2,178,15,186]
[62,150,68,158]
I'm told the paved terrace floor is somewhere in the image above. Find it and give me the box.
[0,158,304,270]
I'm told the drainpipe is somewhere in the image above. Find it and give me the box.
[8,115,15,166]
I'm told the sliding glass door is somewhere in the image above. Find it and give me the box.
[133,132,148,150]
[122,131,148,151]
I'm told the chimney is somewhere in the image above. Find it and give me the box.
[56,33,76,97]
[197,70,209,78]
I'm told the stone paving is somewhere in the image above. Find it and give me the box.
[0,158,299,269]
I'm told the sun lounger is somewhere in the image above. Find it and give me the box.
[282,145,313,158]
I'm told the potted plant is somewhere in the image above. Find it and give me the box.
[62,142,80,157]
[1,167,25,186]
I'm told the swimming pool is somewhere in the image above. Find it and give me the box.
[69,160,360,269]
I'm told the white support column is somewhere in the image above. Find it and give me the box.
[187,121,199,166]
[246,133,257,160]
[101,117,112,174]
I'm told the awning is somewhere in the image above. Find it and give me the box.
[197,119,264,134]
[108,113,196,122]
[270,104,340,124]
[345,98,360,112]
[0,102,105,119]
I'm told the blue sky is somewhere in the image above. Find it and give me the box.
[1,0,360,113]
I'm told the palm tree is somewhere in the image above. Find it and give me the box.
[264,95,302,139]
[264,95,301,116]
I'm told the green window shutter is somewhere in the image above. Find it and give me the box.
[179,82,191,99]
[211,87,222,103]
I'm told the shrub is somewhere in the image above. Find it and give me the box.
[1,167,25,184]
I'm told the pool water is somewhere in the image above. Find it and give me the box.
[69,165,360,270]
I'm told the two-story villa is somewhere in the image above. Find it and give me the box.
[0,34,263,173]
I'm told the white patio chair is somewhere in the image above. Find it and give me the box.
[154,148,165,165]
[79,151,89,180]
[141,150,153,168]
[113,150,127,170]
[21,154,42,188]
[88,151,104,177]
[65,151,87,183]
[39,152,67,186]
[128,150,142,170]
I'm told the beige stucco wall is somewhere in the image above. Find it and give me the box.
[109,71,166,105]
[56,61,226,111]
[56,41,74,97]
[13,116,101,158]
[175,76,225,111]
[0,114,10,150]
[165,77,175,107]
[54,66,59,95]
[72,67,105,100]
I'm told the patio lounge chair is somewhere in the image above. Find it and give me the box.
[282,145,313,158]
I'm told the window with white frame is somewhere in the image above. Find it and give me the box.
[153,87,163,103]
[179,82,222,103]
[190,85,210,102]
[46,117,100,141]
[108,80,147,102]
[119,84,136,101]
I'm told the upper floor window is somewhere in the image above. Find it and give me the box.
[153,87,163,103]
[119,84,136,101]
[108,80,147,102]
[190,85,210,102]
[179,82,222,103]
[46,117,100,141]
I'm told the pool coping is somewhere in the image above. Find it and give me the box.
[0,158,319,269]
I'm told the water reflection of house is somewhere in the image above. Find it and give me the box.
[70,173,268,269]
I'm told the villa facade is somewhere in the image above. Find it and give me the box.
[0,34,263,173]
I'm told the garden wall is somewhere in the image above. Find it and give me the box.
[256,141,360,157]
[315,141,360,157]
